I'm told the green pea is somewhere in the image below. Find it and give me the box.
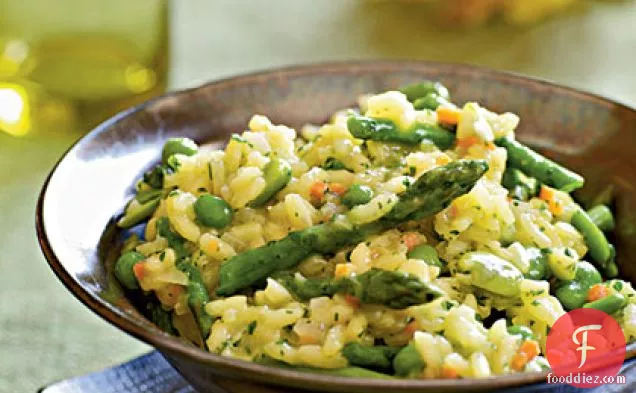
[555,281,586,311]
[507,325,536,341]
[583,293,627,314]
[407,244,443,268]
[114,251,145,290]
[555,261,602,310]
[610,280,625,292]
[194,194,233,228]
[342,184,374,208]
[161,137,198,165]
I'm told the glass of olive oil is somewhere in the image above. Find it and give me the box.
[0,0,169,137]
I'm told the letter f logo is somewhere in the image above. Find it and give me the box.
[572,324,602,368]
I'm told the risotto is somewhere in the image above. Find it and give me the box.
[114,81,634,379]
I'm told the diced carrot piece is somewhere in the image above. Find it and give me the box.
[448,203,459,219]
[334,263,352,278]
[404,320,419,336]
[519,340,540,361]
[539,185,564,215]
[166,284,184,299]
[159,284,184,307]
[310,181,327,200]
[511,352,529,371]
[512,340,540,371]
[437,106,461,125]
[345,294,361,309]
[436,154,452,165]
[204,237,219,254]
[587,284,610,302]
[133,262,146,281]
[539,185,554,201]
[456,136,481,150]
[329,182,347,196]
[442,366,460,379]
[548,197,564,215]
[402,232,422,251]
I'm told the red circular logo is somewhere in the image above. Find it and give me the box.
[546,308,625,388]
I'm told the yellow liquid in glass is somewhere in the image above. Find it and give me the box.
[0,1,168,137]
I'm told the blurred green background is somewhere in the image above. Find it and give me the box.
[1,1,635,391]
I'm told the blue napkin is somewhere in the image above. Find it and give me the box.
[41,351,635,393]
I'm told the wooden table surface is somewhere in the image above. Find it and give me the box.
[1,1,635,392]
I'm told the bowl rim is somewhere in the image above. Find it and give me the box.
[36,59,636,391]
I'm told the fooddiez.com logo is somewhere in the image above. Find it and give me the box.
[545,308,626,388]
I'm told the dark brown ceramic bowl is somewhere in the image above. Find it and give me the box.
[37,61,636,392]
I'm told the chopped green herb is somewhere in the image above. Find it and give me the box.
[247,320,258,335]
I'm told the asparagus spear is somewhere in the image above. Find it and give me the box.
[571,208,612,267]
[272,272,338,300]
[584,293,627,314]
[217,160,488,296]
[117,189,170,229]
[347,115,455,149]
[604,244,619,278]
[156,216,189,260]
[341,343,401,373]
[399,81,451,103]
[413,93,451,110]
[143,165,166,189]
[156,217,213,338]
[502,167,539,201]
[256,356,394,379]
[384,159,487,221]
[177,261,214,338]
[145,301,177,335]
[274,268,443,309]
[495,137,584,192]
[587,204,615,232]
[117,196,161,229]
[162,137,198,165]
[393,342,425,377]
[348,268,443,308]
